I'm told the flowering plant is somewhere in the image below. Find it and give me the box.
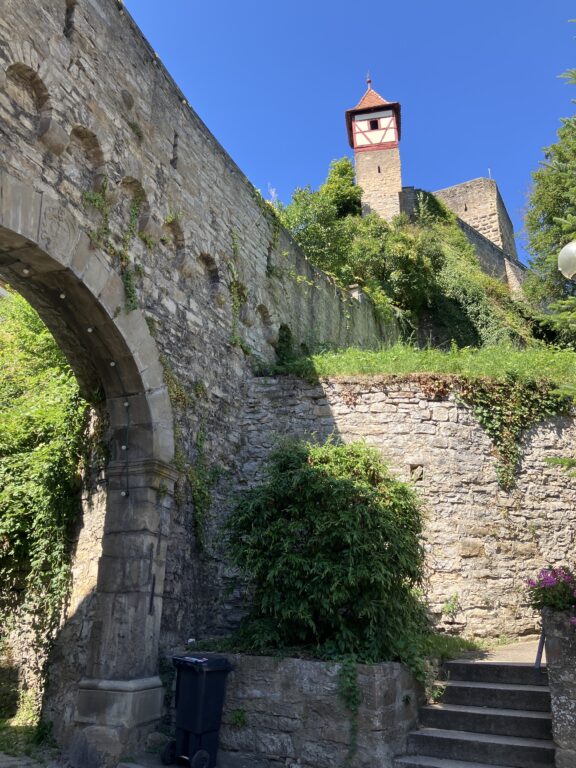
[527,567,576,622]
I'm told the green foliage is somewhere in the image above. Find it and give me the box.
[83,183,144,311]
[276,159,444,322]
[524,80,576,304]
[527,566,576,612]
[337,657,361,767]
[441,593,461,620]
[267,340,576,388]
[121,268,139,312]
[431,223,534,347]
[83,178,112,251]
[227,234,250,350]
[545,456,576,476]
[230,709,247,728]
[422,633,483,661]
[0,292,87,725]
[127,120,144,143]
[277,158,532,341]
[225,440,430,672]
[459,372,570,489]
[187,428,220,552]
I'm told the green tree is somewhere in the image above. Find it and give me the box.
[276,158,444,321]
[525,70,576,304]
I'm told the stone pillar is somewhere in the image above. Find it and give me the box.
[71,458,179,768]
[542,609,576,768]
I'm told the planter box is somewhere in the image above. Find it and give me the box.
[216,654,423,768]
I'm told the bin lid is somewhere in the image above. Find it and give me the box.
[172,654,232,672]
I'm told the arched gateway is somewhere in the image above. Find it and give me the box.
[0,1,385,762]
[0,169,178,757]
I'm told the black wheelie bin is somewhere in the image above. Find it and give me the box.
[162,654,232,768]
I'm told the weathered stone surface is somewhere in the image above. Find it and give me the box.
[69,726,124,768]
[0,1,391,763]
[238,377,576,639]
[164,653,422,768]
[542,609,576,765]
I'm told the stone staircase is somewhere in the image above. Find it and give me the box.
[394,661,555,768]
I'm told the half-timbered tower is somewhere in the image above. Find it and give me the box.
[345,77,403,221]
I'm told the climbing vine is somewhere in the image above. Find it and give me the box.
[227,231,250,353]
[458,373,571,489]
[159,357,218,552]
[187,427,220,551]
[337,657,361,768]
[83,181,148,312]
[0,292,89,727]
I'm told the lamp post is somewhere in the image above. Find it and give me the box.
[558,241,576,280]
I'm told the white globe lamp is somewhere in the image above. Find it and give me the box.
[558,241,576,280]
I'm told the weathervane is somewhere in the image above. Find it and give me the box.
[366,71,372,89]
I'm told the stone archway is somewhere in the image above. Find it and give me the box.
[0,169,177,761]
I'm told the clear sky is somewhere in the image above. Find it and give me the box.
[124,1,575,264]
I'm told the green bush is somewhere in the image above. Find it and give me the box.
[225,440,429,669]
[276,158,534,342]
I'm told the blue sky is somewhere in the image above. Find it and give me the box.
[124,1,575,264]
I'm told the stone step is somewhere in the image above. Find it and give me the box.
[117,763,150,768]
[443,662,548,687]
[407,728,555,768]
[420,703,552,739]
[438,680,551,711]
[394,756,523,768]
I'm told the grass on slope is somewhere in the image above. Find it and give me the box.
[262,342,576,390]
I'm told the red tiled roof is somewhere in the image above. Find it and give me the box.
[345,84,401,148]
[353,86,390,110]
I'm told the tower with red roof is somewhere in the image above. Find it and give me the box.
[345,77,403,221]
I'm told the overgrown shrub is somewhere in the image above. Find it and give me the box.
[276,157,534,343]
[225,440,429,671]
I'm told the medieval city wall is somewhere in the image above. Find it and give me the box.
[237,376,576,640]
[456,217,525,286]
[434,177,518,259]
[0,0,391,748]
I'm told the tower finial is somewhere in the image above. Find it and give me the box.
[366,71,372,89]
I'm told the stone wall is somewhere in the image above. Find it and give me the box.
[178,654,421,768]
[0,0,392,749]
[238,377,576,640]
[455,217,525,286]
[434,178,518,258]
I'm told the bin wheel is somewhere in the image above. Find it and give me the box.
[191,750,210,768]
[161,739,177,766]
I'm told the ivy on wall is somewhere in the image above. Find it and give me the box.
[159,354,218,553]
[0,292,88,726]
[83,179,146,312]
[458,374,571,489]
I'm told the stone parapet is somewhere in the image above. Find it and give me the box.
[216,655,422,768]
[542,609,576,768]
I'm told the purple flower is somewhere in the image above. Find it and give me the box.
[570,617,576,626]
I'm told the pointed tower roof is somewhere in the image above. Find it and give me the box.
[353,84,390,111]
[345,78,401,148]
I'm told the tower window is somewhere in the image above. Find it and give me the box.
[369,119,379,130]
